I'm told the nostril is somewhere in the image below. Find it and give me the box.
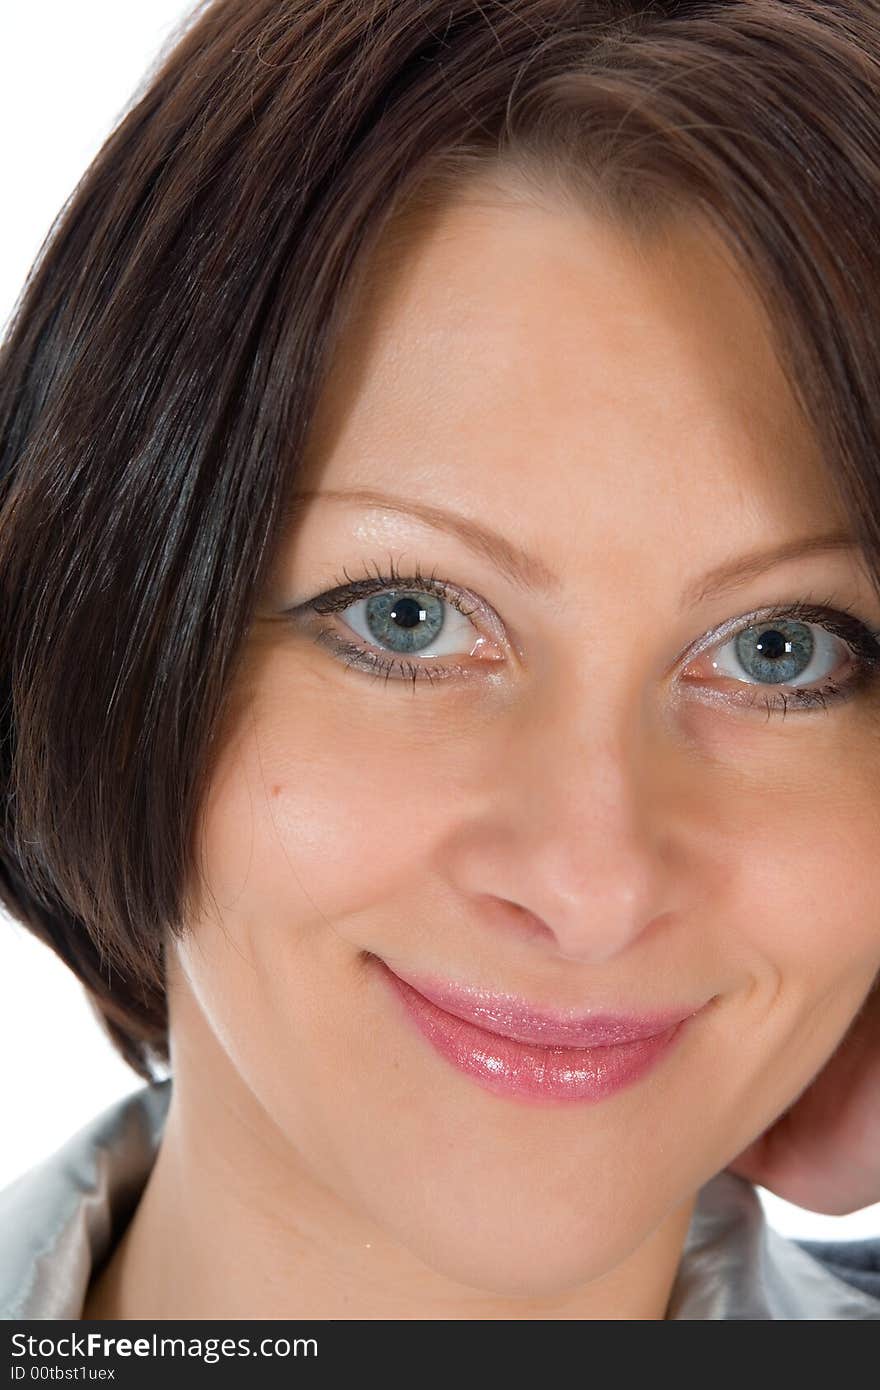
[515,904,556,943]
[482,897,556,945]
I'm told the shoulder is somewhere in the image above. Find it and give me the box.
[671,1171,880,1319]
[793,1235,880,1302]
[0,1080,170,1319]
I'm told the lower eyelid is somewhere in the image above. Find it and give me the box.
[311,624,478,684]
[679,629,880,717]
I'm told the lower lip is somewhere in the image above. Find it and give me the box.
[377,960,696,1106]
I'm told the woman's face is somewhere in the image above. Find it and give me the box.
[171,172,880,1307]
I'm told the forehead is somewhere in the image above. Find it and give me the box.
[298,170,843,564]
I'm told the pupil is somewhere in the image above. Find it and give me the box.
[389,596,424,630]
[756,629,788,660]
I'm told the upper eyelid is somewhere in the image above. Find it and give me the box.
[680,600,874,657]
[301,564,486,622]
[312,573,867,633]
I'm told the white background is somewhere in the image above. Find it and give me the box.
[2,0,880,1244]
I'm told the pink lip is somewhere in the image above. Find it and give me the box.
[374,956,709,1105]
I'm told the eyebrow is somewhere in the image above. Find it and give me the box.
[291,487,561,597]
[292,488,858,607]
[683,531,858,604]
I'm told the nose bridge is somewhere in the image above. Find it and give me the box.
[514,633,659,804]
[522,678,658,858]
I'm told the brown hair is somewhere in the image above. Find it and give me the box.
[2,0,879,1082]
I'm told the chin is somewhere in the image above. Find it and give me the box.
[389,1197,651,1302]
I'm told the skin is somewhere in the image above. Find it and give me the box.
[82,169,880,1320]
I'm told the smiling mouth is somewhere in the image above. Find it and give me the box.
[371,954,711,1105]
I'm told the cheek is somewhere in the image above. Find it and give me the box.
[680,700,880,978]
[726,787,880,989]
[189,655,473,945]
[689,735,880,1129]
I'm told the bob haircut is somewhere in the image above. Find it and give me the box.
[1,0,879,1083]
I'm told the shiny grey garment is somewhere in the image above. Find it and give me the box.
[1,1081,879,1320]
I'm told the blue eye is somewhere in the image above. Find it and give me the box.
[290,561,880,717]
[295,557,496,689]
[683,600,880,717]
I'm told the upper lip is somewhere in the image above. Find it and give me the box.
[380,958,709,1049]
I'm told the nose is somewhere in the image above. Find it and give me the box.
[446,705,675,967]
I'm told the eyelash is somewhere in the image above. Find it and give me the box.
[292,557,880,718]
